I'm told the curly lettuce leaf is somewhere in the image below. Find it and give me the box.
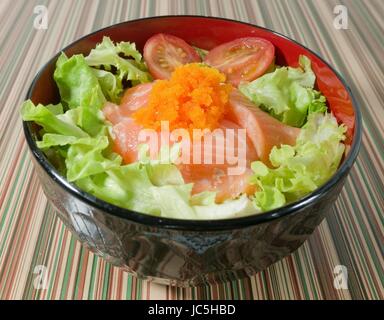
[287,55,316,87]
[250,112,346,211]
[85,36,152,103]
[239,55,327,127]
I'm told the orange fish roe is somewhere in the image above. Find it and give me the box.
[133,63,232,131]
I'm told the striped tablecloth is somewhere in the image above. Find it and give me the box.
[0,0,383,300]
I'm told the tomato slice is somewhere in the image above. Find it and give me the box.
[143,33,201,79]
[204,37,275,87]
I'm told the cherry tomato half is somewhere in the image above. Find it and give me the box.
[204,37,275,87]
[143,33,201,79]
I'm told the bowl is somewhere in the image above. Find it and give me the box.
[23,16,362,286]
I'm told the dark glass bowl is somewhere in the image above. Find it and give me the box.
[23,16,362,286]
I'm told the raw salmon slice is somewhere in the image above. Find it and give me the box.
[177,119,258,202]
[111,118,143,164]
[103,102,124,125]
[180,165,256,203]
[102,85,261,203]
[120,82,154,114]
[103,83,155,126]
[227,90,300,164]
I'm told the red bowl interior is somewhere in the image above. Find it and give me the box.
[30,16,355,143]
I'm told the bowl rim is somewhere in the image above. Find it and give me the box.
[23,15,362,231]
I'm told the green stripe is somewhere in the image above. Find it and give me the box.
[102,262,111,299]
[125,274,132,299]
[60,235,76,299]
[73,246,85,299]
[87,254,98,299]
[46,223,65,299]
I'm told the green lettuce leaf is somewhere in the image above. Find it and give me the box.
[56,107,105,137]
[21,100,88,138]
[85,36,152,103]
[54,53,106,110]
[239,55,327,127]
[76,162,259,219]
[36,134,78,149]
[192,193,259,220]
[91,69,120,104]
[250,112,346,211]
[53,53,107,137]
[65,136,122,182]
[45,103,64,115]
[75,161,197,218]
[287,55,316,87]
